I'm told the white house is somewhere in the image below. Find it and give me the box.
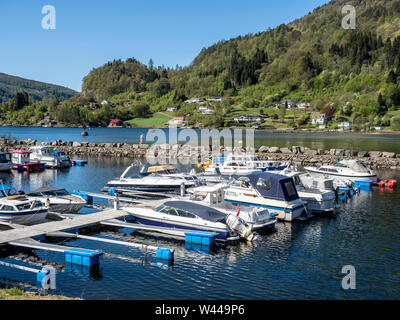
[168,116,187,126]
[185,98,203,104]
[101,100,113,106]
[199,106,214,114]
[338,122,353,130]
[312,114,327,125]
[298,103,310,109]
[233,115,263,123]
[207,97,222,102]
[166,105,179,112]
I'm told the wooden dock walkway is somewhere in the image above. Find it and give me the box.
[0,209,126,246]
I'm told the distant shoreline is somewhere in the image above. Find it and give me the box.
[1,124,400,135]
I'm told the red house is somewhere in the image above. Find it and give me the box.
[108,119,124,127]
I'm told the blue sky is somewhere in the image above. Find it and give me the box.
[0,0,330,92]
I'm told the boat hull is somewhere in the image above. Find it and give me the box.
[0,163,13,171]
[106,183,190,193]
[0,209,48,225]
[305,168,377,182]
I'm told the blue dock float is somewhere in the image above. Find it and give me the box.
[72,160,88,166]
[155,247,174,261]
[184,231,219,246]
[72,191,93,205]
[354,180,373,191]
[65,248,103,267]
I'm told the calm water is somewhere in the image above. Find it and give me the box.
[1,126,400,152]
[0,157,399,300]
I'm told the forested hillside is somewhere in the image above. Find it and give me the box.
[0,73,76,103]
[3,0,400,129]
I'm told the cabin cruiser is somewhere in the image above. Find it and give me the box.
[104,164,201,193]
[26,187,86,213]
[0,195,48,225]
[185,184,277,230]
[30,144,72,168]
[304,159,377,182]
[201,152,289,176]
[122,200,256,242]
[279,168,336,214]
[223,171,309,221]
[0,152,13,171]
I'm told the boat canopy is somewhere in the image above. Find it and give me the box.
[238,171,300,202]
[163,200,227,222]
[334,159,370,173]
[27,187,67,195]
[147,165,177,173]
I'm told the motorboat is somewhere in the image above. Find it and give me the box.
[104,164,200,193]
[304,159,377,182]
[223,171,309,221]
[26,187,86,213]
[29,144,72,168]
[185,183,277,230]
[0,152,13,171]
[201,151,289,176]
[122,200,256,241]
[279,168,336,214]
[0,195,48,225]
[10,150,45,172]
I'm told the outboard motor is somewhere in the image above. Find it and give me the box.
[225,214,258,242]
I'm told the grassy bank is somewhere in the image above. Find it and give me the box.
[0,288,78,300]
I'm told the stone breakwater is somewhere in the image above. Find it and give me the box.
[1,139,400,169]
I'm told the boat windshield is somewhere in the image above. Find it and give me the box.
[16,203,33,211]
[230,176,251,188]
[334,160,370,173]
[154,204,196,218]
[256,177,272,190]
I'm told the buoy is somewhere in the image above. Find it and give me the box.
[378,181,385,188]
[385,179,397,189]
[81,131,88,136]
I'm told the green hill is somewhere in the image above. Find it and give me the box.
[4,0,400,129]
[0,72,77,103]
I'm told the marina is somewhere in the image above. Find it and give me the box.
[0,148,399,300]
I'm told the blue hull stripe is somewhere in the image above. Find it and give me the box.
[0,209,47,217]
[225,199,304,213]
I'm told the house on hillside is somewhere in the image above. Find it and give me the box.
[311,113,327,125]
[166,105,180,112]
[338,122,352,130]
[108,119,124,127]
[198,106,214,114]
[185,98,203,104]
[233,115,264,123]
[208,97,222,102]
[168,116,187,126]
[101,100,113,106]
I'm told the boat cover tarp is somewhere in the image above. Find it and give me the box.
[27,187,65,195]
[163,200,226,222]
[237,171,299,202]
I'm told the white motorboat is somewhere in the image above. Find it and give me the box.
[304,159,377,182]
[26,187,86,213]
[279,168,336,214]
[0,152,13,171]
[104,164,200,193]
[122,200,253,242]
[0,195,48,225]
[185,183,277,230]
[201,151,289,176]
[223,171,309,221]
[29,143,72,168]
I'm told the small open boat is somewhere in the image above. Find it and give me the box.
[0,195,48,225]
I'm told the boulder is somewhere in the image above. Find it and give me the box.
[369,151,382,158]
[269,147,281,153]
[259,146,269,153]
[72,142,82,147]
[382,152,396,158]
[280,147,292,154]
[357,151,369,158]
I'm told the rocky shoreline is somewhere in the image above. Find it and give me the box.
[1,138,399,170]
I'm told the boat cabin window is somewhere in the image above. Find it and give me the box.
[155,205,179,216]
[292,175,301,186]
[256,177,271,191]
[283,181,297,197]
[0,153,11,163]
[174,208,196,219]
[0,205,15,211]
[231,177,251,188]
[16,203,33,211]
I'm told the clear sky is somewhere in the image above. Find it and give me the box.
[0,0,330,92]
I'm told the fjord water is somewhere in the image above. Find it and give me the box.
[1,126,400,152]
[0,157,399,300]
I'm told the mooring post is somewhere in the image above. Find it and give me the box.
[114,193,119,210]
[180,182,185,196]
